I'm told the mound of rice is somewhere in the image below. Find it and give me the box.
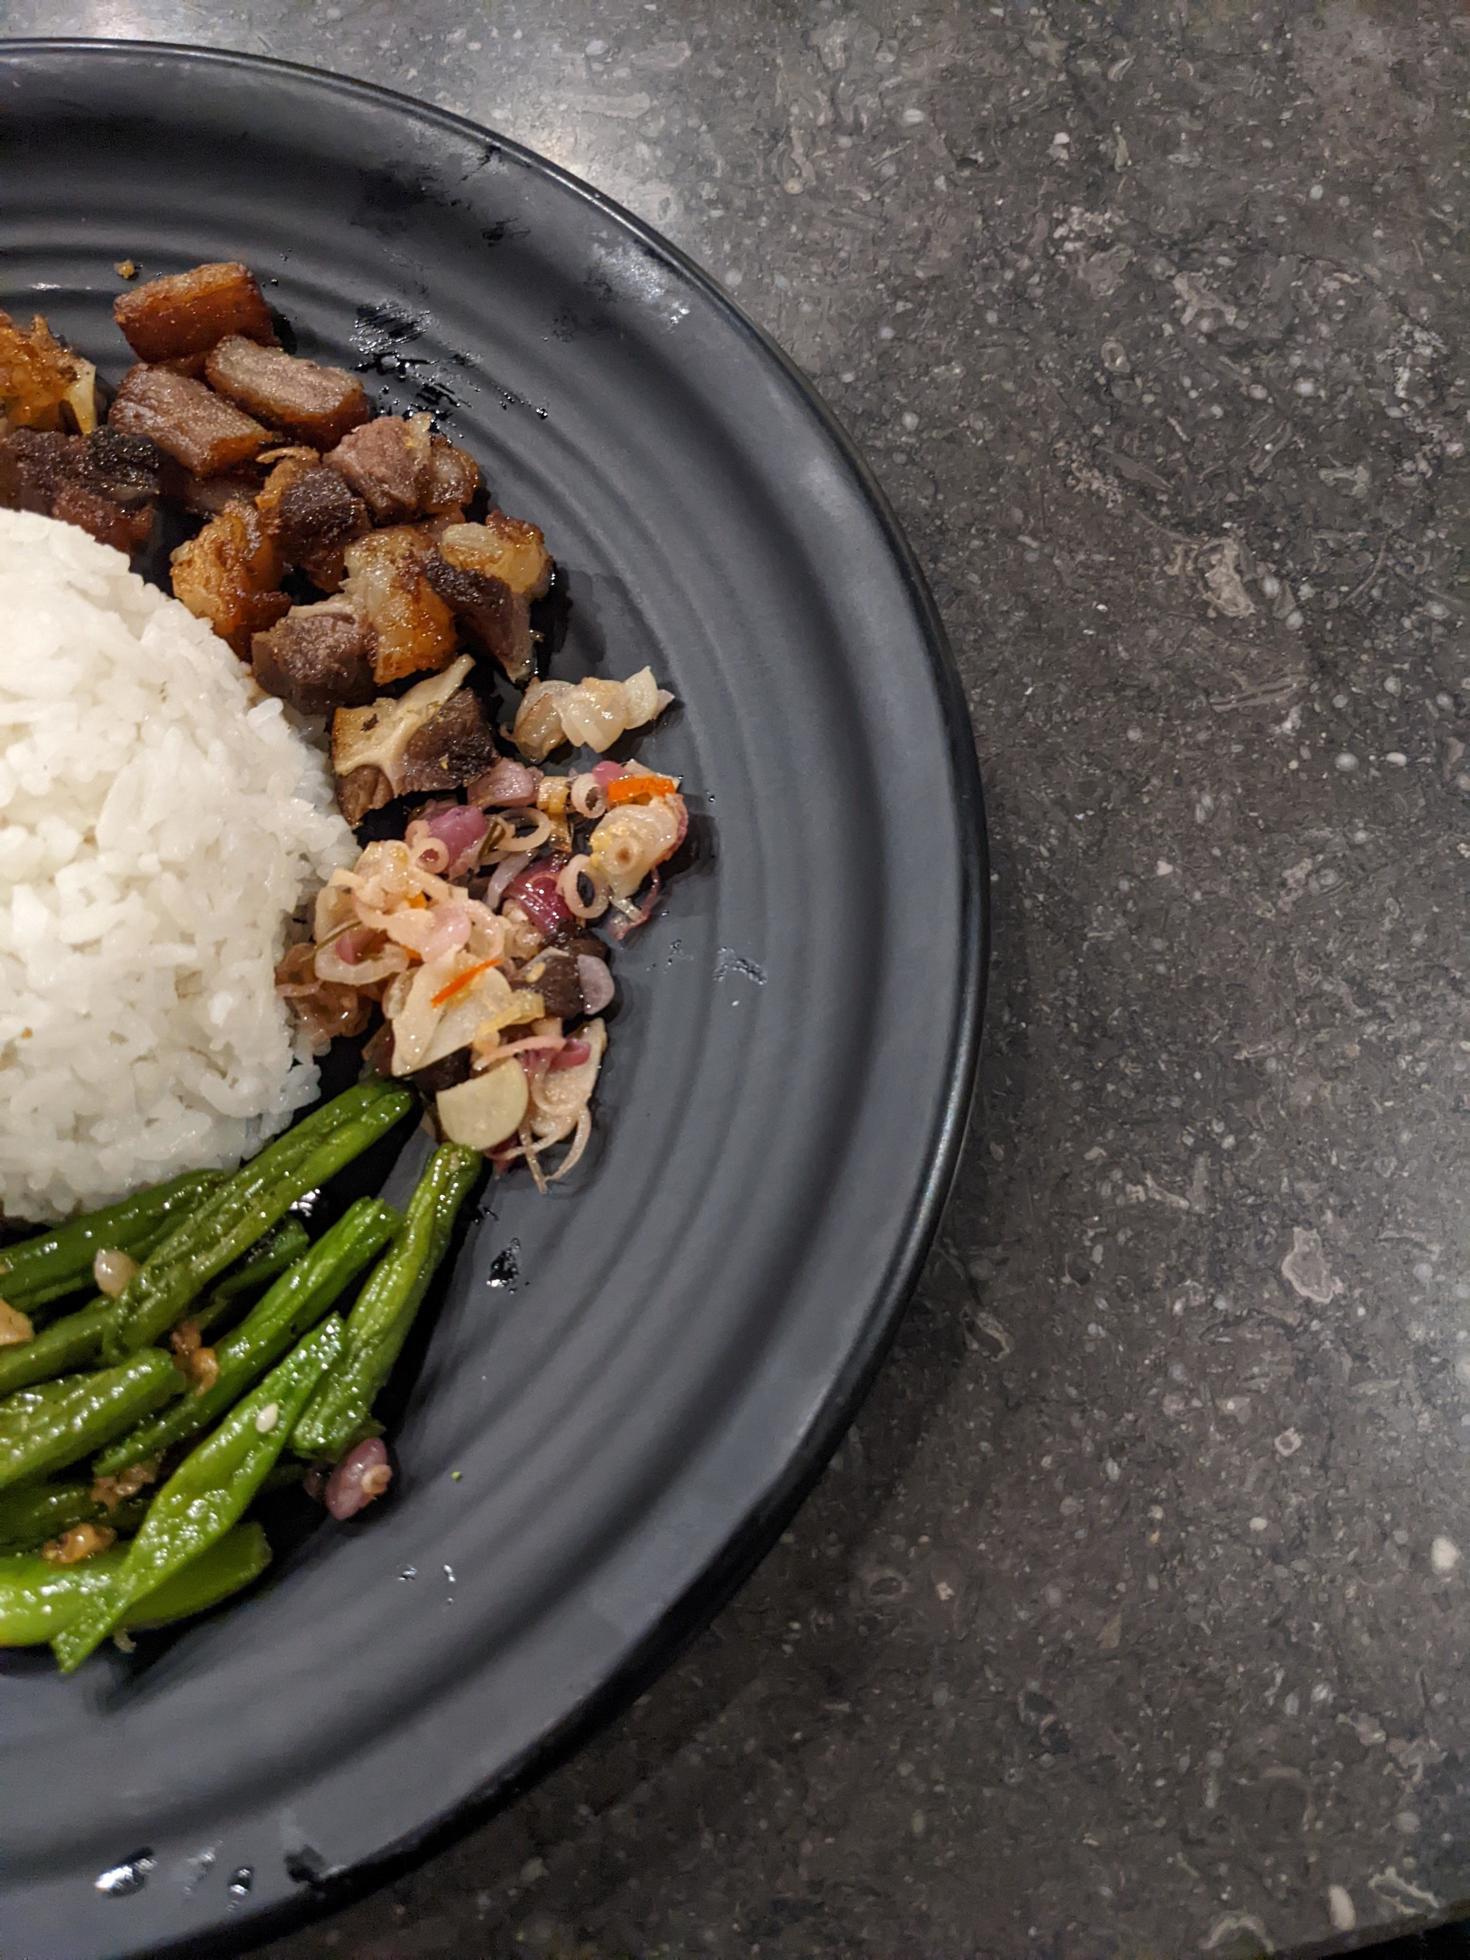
[0,510,354,1221]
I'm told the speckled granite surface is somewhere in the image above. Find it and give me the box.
[9,3,1468,1954]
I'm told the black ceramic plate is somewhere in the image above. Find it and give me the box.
[0,40,985,1959]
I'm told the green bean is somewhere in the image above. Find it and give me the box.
[0,1177,245,1398]
[103,1083,411,1361]
[0,1171,223,1313]
[0,1297,121,1400]
[0,1350,180,1492]
[95,1199,400,1477]
[0,1480,148,1555]
[190,1217,312,1340]
[52,1317,343,1671]
[0,1523,270,1647]
[295,1145,479,1462]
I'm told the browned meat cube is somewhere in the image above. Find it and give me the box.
[50,480,154,554]
[251,600,378,714]
[399,687,499,799]
[0,427,159,552]
[171,503,289,654]
[110,366,269,476]
[262,462,370,590]
[114,261,276,363]
[331,657,496,823]
[340,525,456,684]
[424,553,532,683]
[0,428,68,511]
[424,434,481,514]
[440,509,553,598]
[0,312,96,433]
[204,336,371,449]
[323,412,432,521]
[79,428,164,508]
[162,463,262,517]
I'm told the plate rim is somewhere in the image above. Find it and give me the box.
[0,35,990,1954]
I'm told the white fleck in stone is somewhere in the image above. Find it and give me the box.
[1249,1516,1269,1534]
[1328,1885,1356,1933]
[1294,377,1317,396]
[1431,1536,1460,1576]
[1309,183,1325,202]
[902,107,926,125]
[901,410,919,432]
[1281,1227,1341,1305]
[1384,752,1408,767]
[1335,751,1359,772]
[585,37,608,54]
[1156,859,1174,877]
[254,1403,279,1434]
[1274,1428,1303,1458]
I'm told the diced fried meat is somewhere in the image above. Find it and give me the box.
[424,552,533,683]
[109,365,270,476]
[340,525,456,685]
[80,428,163,507]
[0,429,69,512]
[0,427,159,552]
[161,462,262,518]
[332,657,495,823]
[251,600,378,715]
[323,412,432,521]
[170,503,289,655]
[113,261,276,363]
[49,481,153,554]
[269,466,370,590]
[0,311,95,433]
[399,688,499,798]
[424,434,480,514]
[204,336,371,449]
[441,509,553,599]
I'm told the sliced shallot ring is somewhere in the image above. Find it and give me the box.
[558,855,609,920]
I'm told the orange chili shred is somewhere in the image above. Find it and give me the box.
[430,958,500,1008]
[606,772,678,806]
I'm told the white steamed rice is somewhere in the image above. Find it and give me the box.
[0,509,354,1221]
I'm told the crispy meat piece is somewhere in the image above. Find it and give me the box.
[0,311,96,433]
[109,365,270,476]
[332,656,497,823]
[424,553,532,683]
[399,688,499,797]
[162,462,262,518]
[252,446,321,538]
[171,502,289,654]
[0,428,66,511]
[269,465,370,590]
[0,427,159,551]
[204,335,371,449]
[49,481,152,554]
[424,434,481,514]
[323,412,433,521]
[80,427,164,507]
[251,599,378,714]
[113,261,276,364]
[440,509,553,599]
[340,525,456,685]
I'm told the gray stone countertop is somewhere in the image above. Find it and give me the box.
[10,3,1468,1954]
